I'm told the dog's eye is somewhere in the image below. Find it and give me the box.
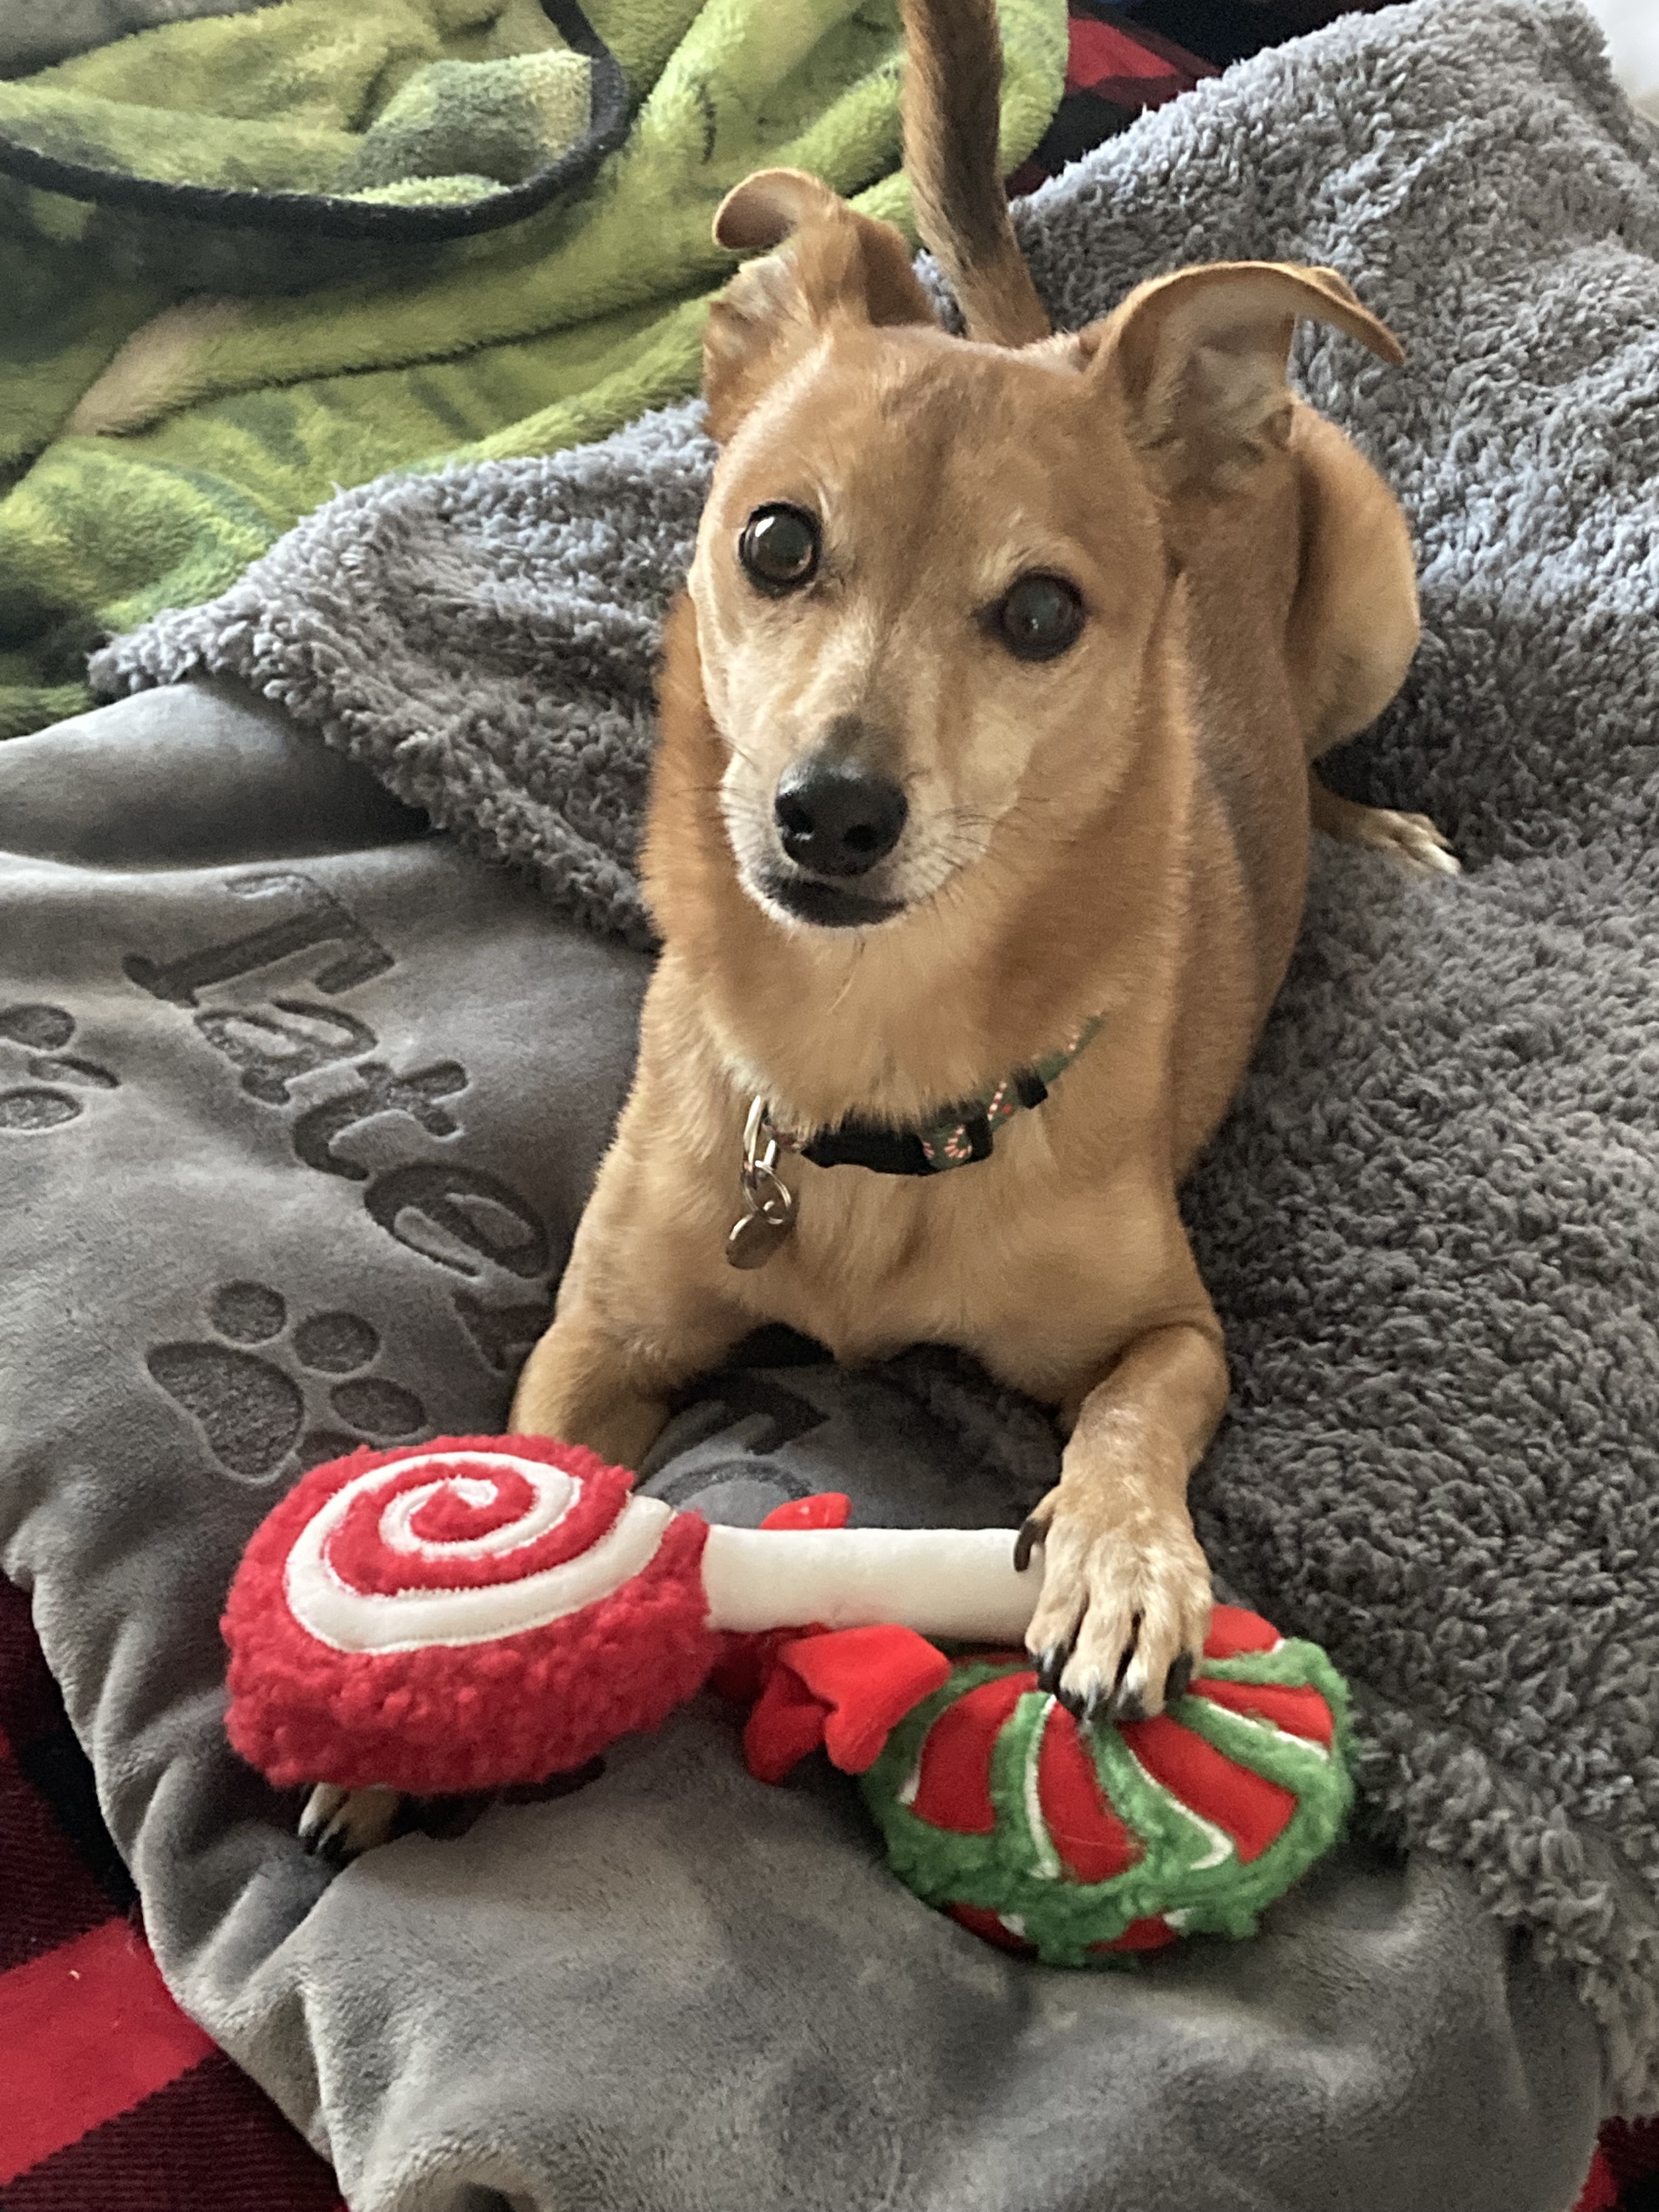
[739,505,820,593]
[995,574,1084,662]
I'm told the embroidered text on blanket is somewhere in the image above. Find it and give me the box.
[123,868,557,1395]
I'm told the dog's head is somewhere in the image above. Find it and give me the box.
[689,167,1401,934]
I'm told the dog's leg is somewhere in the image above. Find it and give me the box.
[1286,415,1458,878]
[1308,772,1460,877]
[510,1298,747,1464]
[1019,1319,1228,1722]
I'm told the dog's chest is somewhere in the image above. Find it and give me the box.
[738,1136,1162,1402]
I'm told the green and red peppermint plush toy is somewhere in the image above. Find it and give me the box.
[736,1600,1351,1963]
[224,1436,1352,1963]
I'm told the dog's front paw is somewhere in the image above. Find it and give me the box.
[299,1782,403,1865]
[1018,1490,1211,1724]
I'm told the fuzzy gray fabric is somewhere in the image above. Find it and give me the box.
[90,0,1659,2115]
[100,407,712,949]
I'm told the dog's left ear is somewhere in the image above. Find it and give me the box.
[1084,261,1403,499]
[703,167,937,441]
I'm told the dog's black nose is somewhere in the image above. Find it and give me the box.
[774,758,907,878]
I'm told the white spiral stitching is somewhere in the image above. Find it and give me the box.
[284,1450,676,1655]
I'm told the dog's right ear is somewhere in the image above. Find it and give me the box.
[703,168,936,441]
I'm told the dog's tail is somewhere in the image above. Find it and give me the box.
[900,0,1051,345]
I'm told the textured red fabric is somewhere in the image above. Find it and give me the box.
[0,1579,345,2210]
[229,1433,623,1601]
[3,2049,347,2212]
[1201,1604,1283,1660]
[743,1625,956,1782]
[223,1436,721,1793]
[1004,0,1214,199]
[1037,1705,1143,1882]
[406,1470,531,1542]
[1594,2118,1659,2200]
[0,1917,216,2182]
[945,1901,1034,1954]
[1575,2148,1621,2212]
[1118,1714,1299,1863]
[709,1628,779,1706]
[1093,1916,1178,1955]
[910,1672,1032,1835]
[757,1493,853,1532]
[743,1659,839,1785]
[781,1626,954,1775]
[1066,13,1198,101]
[1188,1675,1336,1748]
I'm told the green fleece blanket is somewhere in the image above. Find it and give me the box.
[0,0,1065,738]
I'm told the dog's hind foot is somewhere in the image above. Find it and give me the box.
[1310,776,1460,877]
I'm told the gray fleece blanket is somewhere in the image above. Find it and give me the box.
[1,0,1653,2198]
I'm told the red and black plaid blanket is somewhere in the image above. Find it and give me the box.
[0,1577,343,2209]
[4,5,1657,2207]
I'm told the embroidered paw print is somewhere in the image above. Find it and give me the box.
[0,1003,119,1130]
[146,1280,429,1485]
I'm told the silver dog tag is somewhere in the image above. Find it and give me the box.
[726,1098,798,1271]
[726,1203,793,1268]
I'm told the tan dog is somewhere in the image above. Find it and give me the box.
[305,0,1455,1858]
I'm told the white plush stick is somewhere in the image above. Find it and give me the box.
[701,1523,1041,1642]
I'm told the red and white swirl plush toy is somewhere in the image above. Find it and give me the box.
[223,1434,1040,1796]
[224,1436,1353,1962]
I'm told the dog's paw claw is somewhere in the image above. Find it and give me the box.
[299,1782,402,1864]
[1013,1513,1048,1576]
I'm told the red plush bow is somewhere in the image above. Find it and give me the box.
[707,1493,956,1780]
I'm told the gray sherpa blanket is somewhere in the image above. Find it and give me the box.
[0,0,1652,2199]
